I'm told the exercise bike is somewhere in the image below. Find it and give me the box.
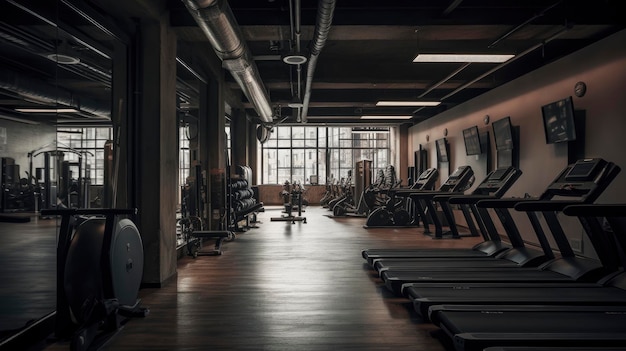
[365,168,439,227]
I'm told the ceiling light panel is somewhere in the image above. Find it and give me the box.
[15,108,79,113]
[376,101,441,107]
[360,115,412,120]
[413,54,515,63]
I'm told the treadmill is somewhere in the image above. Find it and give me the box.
[484,347,626,351]
[407,204,626,319]
[421,210,626,349]
[430,166,523,239]
[362,165,511,267]
[371,166,534,275]
[430,304,626,351]
[409,165,477,238]
[381,158,620,295]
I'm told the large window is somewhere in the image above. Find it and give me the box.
[261,126,390,184]
[57,127,112,185]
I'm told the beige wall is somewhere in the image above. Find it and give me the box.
[408,29,626,257]
[258,184,328,205]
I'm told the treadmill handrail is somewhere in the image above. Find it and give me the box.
[409,190,466,199]
[515,200,591,212]
[563,204,626,217]
[477,197,538,209]
[447,194,498,205]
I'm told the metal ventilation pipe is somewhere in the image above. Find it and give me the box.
[300,0,336,123]
[181,0,274,124]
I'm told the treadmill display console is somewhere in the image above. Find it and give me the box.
[440,166,474,192]
[418,168,436,180]
[565,158,604,181]
[412,168,438,190]
[474,166,521,195]
[488,168,509,181]
[450,166,469,179]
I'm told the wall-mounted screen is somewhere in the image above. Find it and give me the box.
[492,116,513,151]
[542,96,577,144]
[462,126,482,156]
[435,138,448,163]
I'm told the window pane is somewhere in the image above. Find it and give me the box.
[340,148,352,170]
[277,149,291,168]
[262,148,275,183]
[292,149,305,167]
[317,149,326,184]
[305,127,317,139]
[277,168,291,183]
[292,126,304,139]
[291,168,304,184]
[266,138,277,147]
[317,127,327,147]
[96,128,110,139]
[277,127,291,139]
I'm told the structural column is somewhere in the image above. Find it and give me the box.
[230,108,248,171]
[247,119,259,185]
[135,16,178,287]
[198,76,227,230]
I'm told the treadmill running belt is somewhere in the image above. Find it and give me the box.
[407,283,626,319]
[382,265,608,295]
[433,307,626,351]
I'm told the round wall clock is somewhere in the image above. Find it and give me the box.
[574,81,587,97]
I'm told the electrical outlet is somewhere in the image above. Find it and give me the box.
[569,238,583,253]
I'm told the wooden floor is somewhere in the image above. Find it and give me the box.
[32,205,482,350]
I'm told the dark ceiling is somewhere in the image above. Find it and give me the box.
[170,0,625,125]
[0,0,623,126]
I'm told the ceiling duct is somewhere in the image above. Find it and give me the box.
[300,0,336,123]
[181,0,274,124]
[0,67,110,118]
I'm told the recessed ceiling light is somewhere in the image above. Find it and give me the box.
[287,96,304,108]
[46,53,81,65]
[15,108,79,113]
[376,101,441,107]
[360,115,413,120]
[413,54,515,63]
[282,52,308,65]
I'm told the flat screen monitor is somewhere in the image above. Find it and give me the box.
[492,116,513,151]
[542,96,577,144]
[435,138,448,163]
[462,126,482,156]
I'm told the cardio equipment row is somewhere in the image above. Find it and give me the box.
[361,157,626,350]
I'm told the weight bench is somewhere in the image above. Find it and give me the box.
[188,230,234,257]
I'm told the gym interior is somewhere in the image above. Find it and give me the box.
[1,1,626,350]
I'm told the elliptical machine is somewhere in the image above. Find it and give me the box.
[40,208,148,351]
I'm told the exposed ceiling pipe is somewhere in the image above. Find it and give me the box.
[293,0,303,121]
[181,0,274,124]
[0,67,110,118]
[300,0,336,124]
